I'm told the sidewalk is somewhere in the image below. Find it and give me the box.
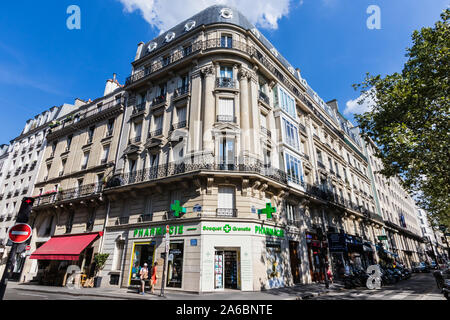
[7,281,345,300]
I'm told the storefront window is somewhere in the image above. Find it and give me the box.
[266,242,284,289]
[130,243,155,283]
[167,241,184,288]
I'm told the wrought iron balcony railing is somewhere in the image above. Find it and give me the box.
[34,183,104,207]
[258,90,270,105]
[148,128,163,138]
[261,127,272,138]
[128,136,142,145]
[132,102,146,115]
[216,208,238,217]
[216,115,236,123]
[152,94,167,106]
[299,123,307,134]
[139,214,153,222]
[216,77,236,89]
[173,85,190,98]
[171,121,187,131]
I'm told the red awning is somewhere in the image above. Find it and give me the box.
[30,232,103,261]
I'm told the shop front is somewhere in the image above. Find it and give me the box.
[327,232,347,280]
[201,221,287,292]
[29,232,103,287]
[126,223,198,291]
[305,232,328,282]
[345,235,365,271]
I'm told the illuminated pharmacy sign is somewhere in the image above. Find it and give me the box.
[202,223,285,238]
[133,225,184,238]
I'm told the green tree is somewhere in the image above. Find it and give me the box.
[353,9,450,228]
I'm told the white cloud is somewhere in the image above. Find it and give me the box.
[118,0,295,32]
[344,88,377,116]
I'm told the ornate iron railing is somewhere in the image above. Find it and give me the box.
[260,127,271,138]
[217,115,236,123]
[149,128,163,137]
[258,90,270,105]
[34,183,103,207]
[171,121,187,131]
[216,208,238,217]
[152,94,167,106]
[129,136,142,144]
[216,77,236,89]
[173,85,190,98]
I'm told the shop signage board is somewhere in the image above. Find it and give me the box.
[8,223,32,243]
[377,235,388,241]
[327,233,347,252]
[133,225,184,238]
[202,222,285,238]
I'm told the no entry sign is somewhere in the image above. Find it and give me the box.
[8,223,32,243]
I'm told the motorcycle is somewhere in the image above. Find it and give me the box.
[433,268,450,300]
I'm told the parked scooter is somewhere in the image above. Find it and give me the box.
[433,268,450,300]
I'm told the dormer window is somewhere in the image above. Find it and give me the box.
[220,8,233,19]
[165,32,175,43]
[184,20,196,32]
[147,42,157,52]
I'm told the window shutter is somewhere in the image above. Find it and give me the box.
[218,187,235,209]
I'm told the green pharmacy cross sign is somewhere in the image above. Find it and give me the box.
[258,203,276,219]
[171,200,186,217]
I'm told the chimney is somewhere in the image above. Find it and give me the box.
[113,73,117,82]
[104,74,120,96]
[135,42,145,61]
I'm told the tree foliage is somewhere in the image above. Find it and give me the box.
[353,9,450,228]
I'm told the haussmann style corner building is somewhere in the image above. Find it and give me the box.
[14,5,433,293]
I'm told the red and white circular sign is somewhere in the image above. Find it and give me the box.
[166,225,170,233]
[8,223,32,243]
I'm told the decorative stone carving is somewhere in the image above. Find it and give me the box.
[200,65,215,77]
[238,68,252,81]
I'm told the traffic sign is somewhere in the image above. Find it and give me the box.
[166,225,170,234]
[8,224,32,243]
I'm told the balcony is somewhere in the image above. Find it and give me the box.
[171,121,187,131]
[139,214,153,222]
[148,128,163,138]
[34,183,104,207]
[128,136,142,145]
[261,127,272,138]
[47,98,124,135]
[105,155,288,190]
[299,123,307,134]
[173,85,190,99]
[216,208,238,217]
[217,115,236,123]
[116,216,130,226]
[132,102,146,116]
[317,161,326,170]
[152,94,167,108]
[216,77,236,89]
[258,90,270,106]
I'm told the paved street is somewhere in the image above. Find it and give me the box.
[2,272,445,300]
[308,273,446,300]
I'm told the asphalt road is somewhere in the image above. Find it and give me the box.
[309,272,446,300]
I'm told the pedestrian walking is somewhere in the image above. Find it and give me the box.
[326,265,334,284]
[139,263,149,295]
[150,262,158,294]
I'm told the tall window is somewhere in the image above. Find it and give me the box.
[88,126,95,143]
[260,113,267,129]
[218,98,235,122]
[220,34,233,48]
[112,240,125,271]
[328,157,333,172]
[218,186,235,210]
[176,106,187,124]
[282,118,299,151]
[277,86,296,119]
[133,122,142,141]
[285,153,304,186]
[60,159,66,175]
[154,115,163,131]
[67,135,73,151]
[220,66,233,79]
[81,151,89,169]
[101,145,110,163]
[285,202,298,223]
[317,149,323,163]
[219,138,235,165]
[107,119,115,136]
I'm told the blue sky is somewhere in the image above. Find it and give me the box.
[0,0,448,144]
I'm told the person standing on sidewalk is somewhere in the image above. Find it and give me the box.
[150,262,158,294]
[139,263,149,295]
